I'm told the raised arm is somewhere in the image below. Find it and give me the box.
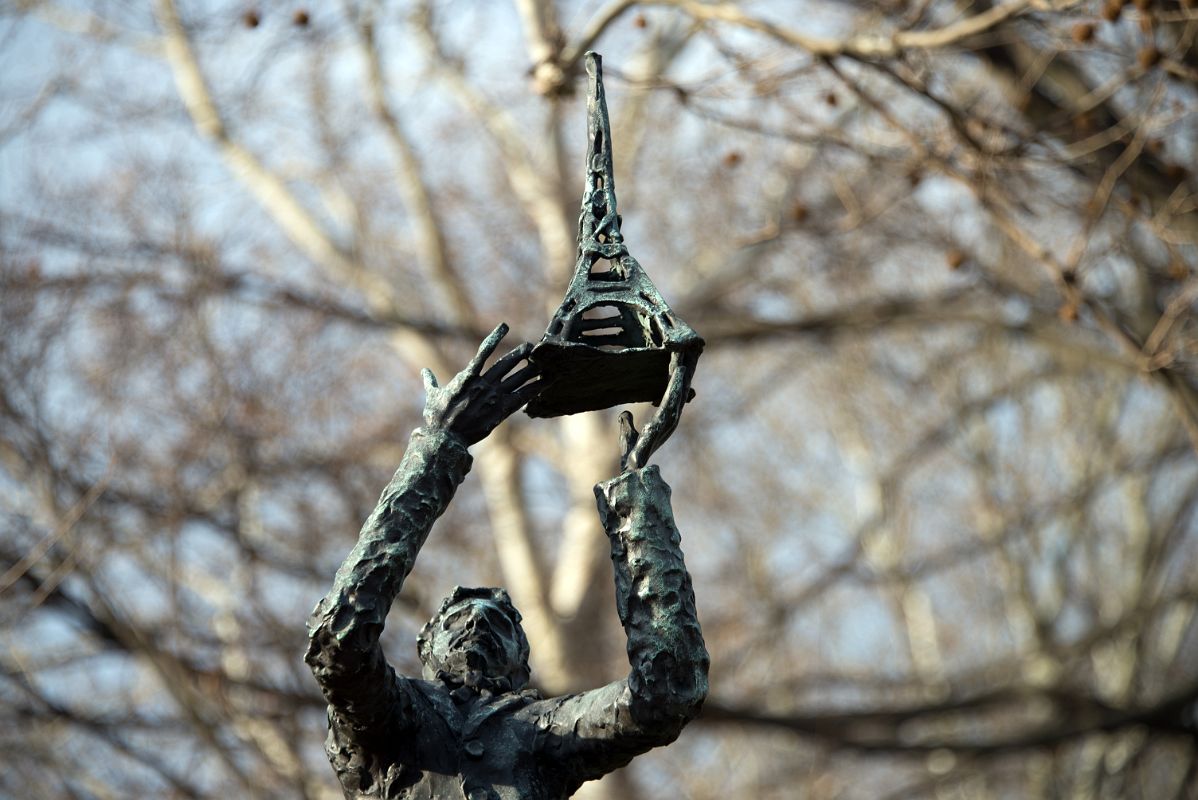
[304,324,540,733]
[531,361,708,790]
[597,460,709,732]
[596,356,708,738]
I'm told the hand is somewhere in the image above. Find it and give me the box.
[422,323,542,446]
[618,350,696,471]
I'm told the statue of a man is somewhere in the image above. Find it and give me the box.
[305,324,709,800]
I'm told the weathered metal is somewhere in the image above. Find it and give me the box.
[305,326,707,799]
[526,52,703,419]
[305,55,708,799]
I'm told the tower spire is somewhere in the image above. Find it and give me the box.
[578,52,626,262]
[526,52,703,419]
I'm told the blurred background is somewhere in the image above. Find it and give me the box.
[2,1,1197,798]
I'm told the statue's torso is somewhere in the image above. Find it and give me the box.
[325,681,573,800]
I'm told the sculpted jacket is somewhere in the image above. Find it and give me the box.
[305,427,709,799]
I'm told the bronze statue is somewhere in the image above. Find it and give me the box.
[305,324,707,799]
[306,52,707,799]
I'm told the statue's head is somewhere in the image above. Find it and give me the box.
[417,586,531,692]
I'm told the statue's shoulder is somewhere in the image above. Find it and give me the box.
[510,687,563,721]
[515,681,626,724]
[404,677,452,706]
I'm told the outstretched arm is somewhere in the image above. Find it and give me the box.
[304,324,540,733]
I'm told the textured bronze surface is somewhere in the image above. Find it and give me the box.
[305,320,707,798]
[527,53,702,418]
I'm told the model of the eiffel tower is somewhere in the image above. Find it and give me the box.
[526,52,704,419]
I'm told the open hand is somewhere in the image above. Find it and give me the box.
[422,323,542,446]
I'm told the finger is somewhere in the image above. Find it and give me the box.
[467,322,510,375]
[510,377,545,408]
[644,365,688,440]
[652,353,692,428]
[618,411,638,471]
[629,414,659,468]
[660,358,691,419]
[422,367,439,393]
[499,364,539,392]
[485,341,535,382]
[630,362,690,467]
[677,350,699,402]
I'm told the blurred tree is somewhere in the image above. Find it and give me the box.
[1,1,1196,798]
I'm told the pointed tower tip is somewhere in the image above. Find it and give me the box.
[584,52,602,94]
[578,49,621,263]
